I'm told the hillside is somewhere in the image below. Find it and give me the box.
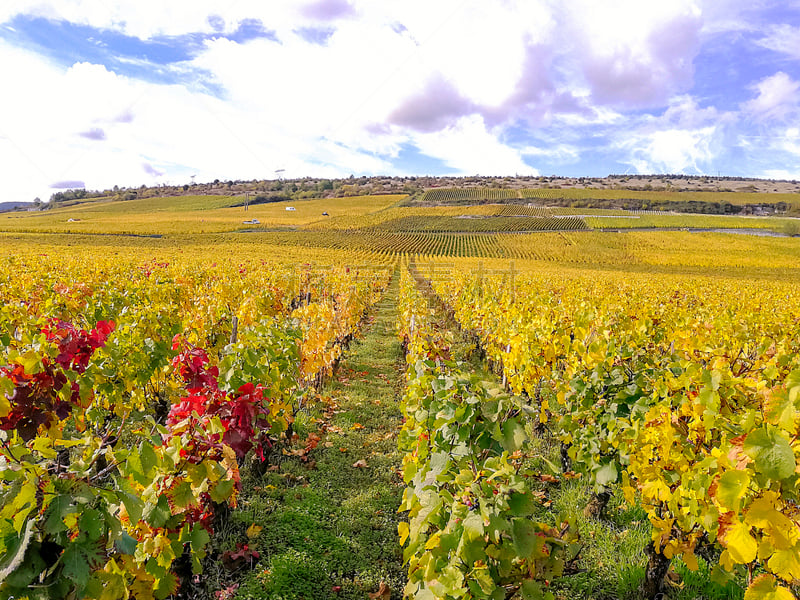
[1,194,406,235]
[4,189,800,240]
[0,201,34,213]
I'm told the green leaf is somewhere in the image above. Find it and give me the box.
[743,427,796,480]
[469,565,495,595]
[188,525,210,552]
[4,541,46,589]
[511,519,544,559]
[502,419,526,452]
[764,391,795,431]
[507,492,537,516]
[0,518,36,584]
[595,462,618,487]
[115,532,137,555]
[169,481,195,510]
[61,544,91,589]
[715,471,750,511]
[124,452,148,486]
[154,572,179,600]
[144,495,172,529]
[44,495,75,535]
[121,492,144,524]
[520,579,553,600]
[429,452,450,479]
[539,457,562,476]
[462,513,484,541]
[139,441,159,477]
[209,477,236,504]
[79,509,103,542]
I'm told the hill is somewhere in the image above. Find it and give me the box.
[1,194,406,235]
[0,201,34,213]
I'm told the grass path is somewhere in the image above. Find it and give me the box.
[229,273,407,600]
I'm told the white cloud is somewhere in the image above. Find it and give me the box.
[743,72,800,121]
[564,0,702,108]
[614,96,728,174]
[0,0,797,199]
[761,169,800,180]
[0,1,297,39]
[0,39,393,202]
[755,24,800,60]
[410,115,538,176]
[520,144,580,164]
[644,127,716,173]
[780,126,800,156]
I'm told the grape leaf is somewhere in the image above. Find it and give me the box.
[744,574,795,600]
[714,471,750,511]
[61,544,91,589]
[595,461,618,487]
[743,427,795,480]
[511,518,545,559]
[79,509,103,542]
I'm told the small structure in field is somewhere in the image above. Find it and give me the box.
[285,206,296,211]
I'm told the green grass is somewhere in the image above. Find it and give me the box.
[226,273,407,600]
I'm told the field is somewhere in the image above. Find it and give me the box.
[2,190,800,600]
[0,195,405,235]
[418,187,800,213]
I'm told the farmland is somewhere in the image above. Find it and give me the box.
[1,189,800,600]
[418,186,800,214]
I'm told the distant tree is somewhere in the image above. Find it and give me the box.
[33,197,41,207]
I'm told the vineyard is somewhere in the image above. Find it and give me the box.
[2,191,800,600]
[0,242,393,599]
[416,188,800,215]
[420,189,518,203]
[583,214,796,232]
[369,216,589,234]
[409,259,800,599]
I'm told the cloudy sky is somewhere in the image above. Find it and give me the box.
[1,1,799,202]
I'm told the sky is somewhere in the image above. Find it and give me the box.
[0,1,799,202]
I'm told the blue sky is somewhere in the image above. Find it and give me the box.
[0,0,798,201]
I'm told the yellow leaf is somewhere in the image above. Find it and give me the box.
[745,492,782,529]
[641,477,672,502]
[246,524,263,539]
[720,549,735,572]
[720,518,758,565]
[398,521,409,546]
[31,436,58,460]
[424,531,441,550]
[682,551,699,572]
[715,470,750,511]
[744,574,795,600]
[767,547,800,581]
[746,493,798,550]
